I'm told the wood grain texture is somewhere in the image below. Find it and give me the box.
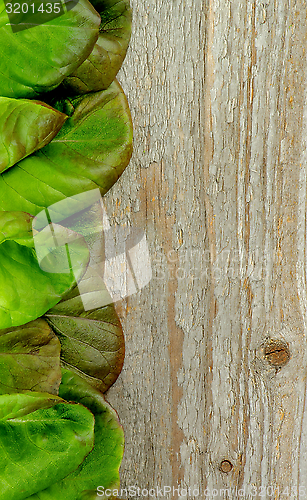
[106,0,307,498]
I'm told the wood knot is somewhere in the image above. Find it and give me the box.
[264,340,290,368]
[219,460,233,473]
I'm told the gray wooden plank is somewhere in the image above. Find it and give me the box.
[106,0,307,498]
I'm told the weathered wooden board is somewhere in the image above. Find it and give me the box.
[106,0,307,498]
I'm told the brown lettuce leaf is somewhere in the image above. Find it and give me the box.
[63,0,132,93]
[45,286,125,392]
[0,318,62,395]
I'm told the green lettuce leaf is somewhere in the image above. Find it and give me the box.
[0,80,133,217]
[0,318,61,395]
[0,210,34,247]
[35,197,125,393]
[0,97,67,173]
[0,80,132,329]
[27,370,124,500]
[45,285,125,392]
[63,0,132,93]
[0,0,100,98]
[0,211,90,329]
[0,391,95,500]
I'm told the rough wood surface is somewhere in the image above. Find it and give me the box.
[106,0,307,498]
